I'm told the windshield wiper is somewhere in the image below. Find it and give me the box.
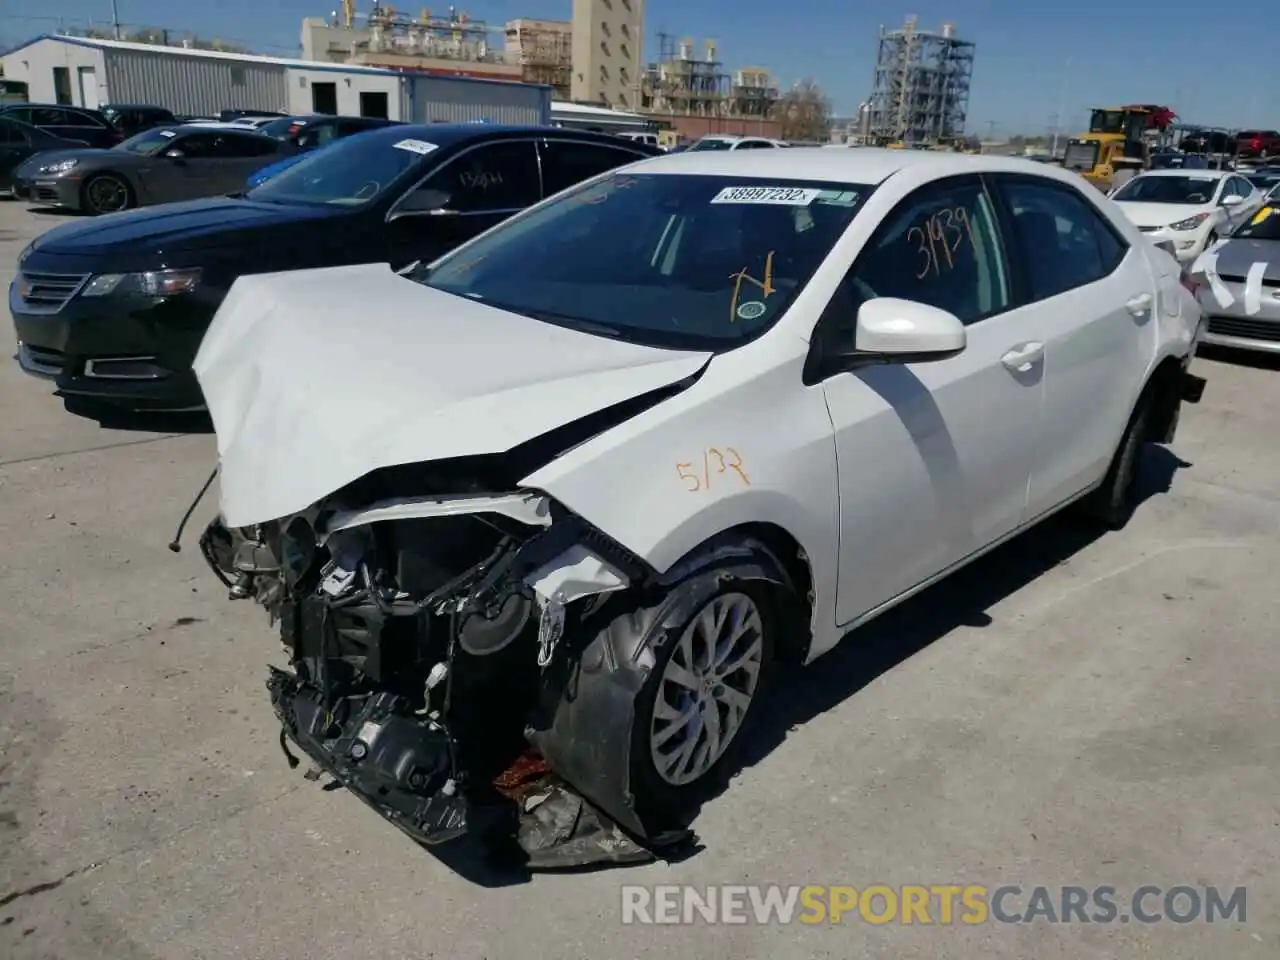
[520,310,624,338]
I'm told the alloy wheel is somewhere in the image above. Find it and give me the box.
[649,591,765,787]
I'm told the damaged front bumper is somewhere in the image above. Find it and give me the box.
[200,487,696,869]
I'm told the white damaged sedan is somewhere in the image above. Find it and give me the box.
[190,148,1206,867]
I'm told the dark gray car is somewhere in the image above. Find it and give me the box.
[1195,205,1280,355]
[10,124,291,215]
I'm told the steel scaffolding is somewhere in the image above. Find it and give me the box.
[868,15,974,145]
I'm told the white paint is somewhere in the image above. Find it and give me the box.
[1112,169,1264,264]
[193,150,1200,666]
[286,67,405,121]
[0,38,105,106]
[392,139,438,156]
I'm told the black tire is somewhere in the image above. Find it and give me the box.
[81,173,134,215]
[628,579,777,823]
[1078,391,1153,530]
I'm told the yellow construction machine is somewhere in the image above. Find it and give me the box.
[1062,104,1176,191]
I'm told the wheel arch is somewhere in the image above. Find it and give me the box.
[79,169,136,211]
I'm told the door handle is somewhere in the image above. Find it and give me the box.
[1126,293,1153,316]
[1000,341,1044,372]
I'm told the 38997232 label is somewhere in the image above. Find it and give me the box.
[710,186,821,205]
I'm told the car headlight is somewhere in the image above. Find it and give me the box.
[37,158,79,175]
[80,267,202,298]
[1168,212,1211,231]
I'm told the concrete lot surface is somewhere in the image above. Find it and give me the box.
[0,199,1277,960]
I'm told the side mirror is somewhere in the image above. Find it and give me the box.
[162,148,185,159]
[1221,194,1243,206]
[390,188,455,220]
[853,297,967,361]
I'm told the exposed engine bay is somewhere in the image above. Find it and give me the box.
[195,463,722,869]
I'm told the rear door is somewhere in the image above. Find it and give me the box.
[535,137,652,198]
[988,172,1153,517]
[387,138,541,267]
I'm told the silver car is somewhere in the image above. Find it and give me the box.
[1196,203,1280,354]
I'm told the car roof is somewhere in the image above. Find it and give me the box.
[619,146,1108,186]
[1131,169,1229,179]
[167,123,276,138]
[336,122,661,151]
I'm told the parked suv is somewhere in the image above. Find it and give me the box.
[100,104,178,137]
[1234,130,1280,160]
[0,104,121,148]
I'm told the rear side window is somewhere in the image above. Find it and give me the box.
[996,177,1129,301]
[537,139,648,197]
[219,133,281,157]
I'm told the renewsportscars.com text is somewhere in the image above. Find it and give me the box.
[620,884,1247,925]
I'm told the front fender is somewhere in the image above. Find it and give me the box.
[521,344,839,633]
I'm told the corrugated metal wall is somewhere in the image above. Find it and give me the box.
[407,75,550,126]
[102,50,289,115]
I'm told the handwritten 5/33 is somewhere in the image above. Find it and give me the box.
[676,448,750,492]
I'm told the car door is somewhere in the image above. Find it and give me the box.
[989,173,1153,518]
[1224,175,1259,226]
[535,137,651,199]
[386,138,541,267]
[142,130,227,200]
[818,174,1040,626]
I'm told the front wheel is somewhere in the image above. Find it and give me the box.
[82,173,134,215]
[634,587,774,799]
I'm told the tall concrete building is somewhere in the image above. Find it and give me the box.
[570,0,644,108]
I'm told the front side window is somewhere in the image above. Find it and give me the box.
[998,178,1127,301]
[1112,175,1220,205]
[417,174,870,350]
[408,140,540,213]
[835,178,1009,327]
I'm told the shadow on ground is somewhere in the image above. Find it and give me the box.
[1198,344,1280,373]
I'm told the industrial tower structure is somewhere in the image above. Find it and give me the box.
[867,15,974,145]
[639,34,778,120]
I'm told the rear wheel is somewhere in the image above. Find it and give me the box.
[82,173,134,215]
[1078,391,1153,530]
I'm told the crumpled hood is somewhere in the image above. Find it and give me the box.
[194,263,712,527]
[1114,201,1212,229]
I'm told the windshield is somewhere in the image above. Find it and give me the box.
[1246,172,1280,190]
[115,127,182,155]
[416,173,869,350]
[1112,175,1219,205]
[689,138,736,151]
[1232,204,1280,240]
[246,130,430,205]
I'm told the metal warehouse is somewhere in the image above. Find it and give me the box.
[0,34,550,125]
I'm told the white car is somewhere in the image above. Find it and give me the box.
[687,134,786,151]
[189,149,1205,866]
[1109,169,1262,261]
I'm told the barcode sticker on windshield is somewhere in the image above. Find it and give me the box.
[710,186,820,206]
[393,139,439,156]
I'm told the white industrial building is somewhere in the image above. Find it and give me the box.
[0,34,550,125]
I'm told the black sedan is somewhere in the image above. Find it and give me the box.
[1,116,89,194]
[10,124,659,418]
[257,113,402,150]
[10,124,291,215]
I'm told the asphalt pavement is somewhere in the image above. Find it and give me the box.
[0,199,1277,959]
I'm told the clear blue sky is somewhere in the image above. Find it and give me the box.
[4,0,1278,134]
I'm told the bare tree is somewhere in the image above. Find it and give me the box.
[775,78,832,142]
